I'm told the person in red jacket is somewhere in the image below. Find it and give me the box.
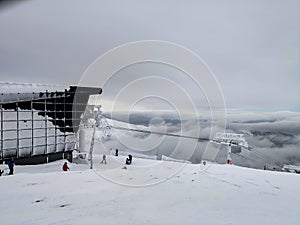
[62,162,69,171]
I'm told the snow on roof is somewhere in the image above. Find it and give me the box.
[0,82,65,103]
[0,82,62,94]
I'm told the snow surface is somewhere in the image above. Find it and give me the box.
[0,158,300,225]
[0,82,61,94]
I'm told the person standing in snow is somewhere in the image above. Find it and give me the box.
[62,162,69,171]
[8,158,14,175]
[101,154,107,164]
[126,154,132,165]
[115,149,118,156]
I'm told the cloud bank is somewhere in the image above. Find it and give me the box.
[100,110,300,169]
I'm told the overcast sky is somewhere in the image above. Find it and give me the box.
[0,0,299,111]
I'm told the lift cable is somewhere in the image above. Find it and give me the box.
[110,125,210,142]
[109,124,283,167]
[231,151,282,168]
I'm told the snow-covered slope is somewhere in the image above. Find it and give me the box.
[0,158,299,225]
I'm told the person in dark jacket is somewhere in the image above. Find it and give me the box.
[101,154,107,164]
[62,162,69,171]
[126,154,132,165]
[8,158,14,175]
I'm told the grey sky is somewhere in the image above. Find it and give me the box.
[0,0,299,111]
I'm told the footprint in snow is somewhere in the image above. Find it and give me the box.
[58,204,71,208]
[27,182,40,186]
[33,198,46,203]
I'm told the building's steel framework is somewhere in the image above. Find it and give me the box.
[0,86,101,164]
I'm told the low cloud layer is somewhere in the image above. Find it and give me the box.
[101,110,300,169]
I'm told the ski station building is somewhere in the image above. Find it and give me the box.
[0,82,101,165]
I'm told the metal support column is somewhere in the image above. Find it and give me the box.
[89,123,96,169]
[1,105,3,160]
[16,102,19,158]
[54,93,57,153]
[44,99,47,155]
[31,100,34,157]
[63,90,66,158]
[227,143,232,164]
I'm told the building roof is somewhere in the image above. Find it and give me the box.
[0,83,101,104]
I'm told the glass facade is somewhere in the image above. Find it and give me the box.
[0,86,101,161]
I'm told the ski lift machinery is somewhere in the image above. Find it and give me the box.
[75,105,111,169]
[210,132,250,164]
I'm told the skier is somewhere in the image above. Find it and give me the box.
[101,154,107,164]
[115,149,118,157]
[8,158,14,175]
[62,162,69,171]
